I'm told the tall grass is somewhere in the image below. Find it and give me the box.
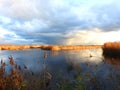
[41,45,102,51]
[102,42,120,58]
[0,56,26,90]
[0,44,102,51]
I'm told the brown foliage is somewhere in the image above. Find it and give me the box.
[0,44,102,51]
[103,42,120,49]
[0,58,25,90]
[9,56,14,65]
[103,42,120,58]
[41,45,102,51]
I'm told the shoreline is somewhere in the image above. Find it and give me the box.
[0,44,102,51]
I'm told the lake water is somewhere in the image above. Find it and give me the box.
[0,49,120,90]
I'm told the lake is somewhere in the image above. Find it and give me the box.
[0,49,120,90]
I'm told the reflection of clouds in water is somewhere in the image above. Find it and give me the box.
[0,49,43,72]
[64,49,103,64]
[60,49,104,74]
[0,49,103,71]
[0,52,11,63]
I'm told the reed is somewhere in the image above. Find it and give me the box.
[41,45,102,51]
[102,42,120,58]
[0,44,102,51]
[0,57,26,90]
[0,56,52,90]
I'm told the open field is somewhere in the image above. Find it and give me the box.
[0,44,102,51]
[102,42,120,58]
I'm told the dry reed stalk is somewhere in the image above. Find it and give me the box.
[23,64,27,69]
[43,51,47,59]
[9,56,14,65]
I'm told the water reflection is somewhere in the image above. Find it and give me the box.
[0,49,116,75]
[104,57,120,67]
[51,51,59,56]
[0,49,120,90]
[64,49,103,65]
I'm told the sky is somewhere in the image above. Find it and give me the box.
[0,0,120,45]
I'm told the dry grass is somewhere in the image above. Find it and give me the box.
[0,56,25,90]
[103,42,120,49]
[0,45,41,50]
[102,42,120,58]
[0,44,102,51]
[41,45,102,51]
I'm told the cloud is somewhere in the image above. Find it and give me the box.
[0,0,120,45]
[62,29,120,45]
[91,0,120,31]
[0,26,34,44]
[0,0,40,20]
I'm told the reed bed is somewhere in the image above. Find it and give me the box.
[0,44,102,51]
[41,45,102,51]
[0,45,41,50]
[102,42,120,58]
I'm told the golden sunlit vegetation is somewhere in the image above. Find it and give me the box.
[41,45,102,50]
[102,42,120,58]
[0,56,25,90]
[0,44,102,51]
[103,42,120,49]
[0,45,42,50]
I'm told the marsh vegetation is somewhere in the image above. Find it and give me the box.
[102,42,120,58]
[0,44,101,51]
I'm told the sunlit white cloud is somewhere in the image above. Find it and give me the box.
[63,29,120,45]
[0,0,120,45]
